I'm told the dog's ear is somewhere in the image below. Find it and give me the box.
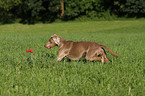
[52,36,60,45]
[52,34,57,37]
[51,34,57,38]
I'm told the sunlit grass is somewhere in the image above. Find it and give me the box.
[0,20,145,95]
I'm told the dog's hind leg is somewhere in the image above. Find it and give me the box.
[85,48,102,62]
[85,47,110,64]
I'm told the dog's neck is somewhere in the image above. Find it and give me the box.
[58,37,66,49]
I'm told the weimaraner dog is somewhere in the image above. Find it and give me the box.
[44,34,119,64]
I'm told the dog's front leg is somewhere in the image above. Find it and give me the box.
[57,50,67,61]
[57,55,66,61]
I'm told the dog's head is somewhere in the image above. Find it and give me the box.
[44,34,61,49]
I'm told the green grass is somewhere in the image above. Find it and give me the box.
[0,20,145,96]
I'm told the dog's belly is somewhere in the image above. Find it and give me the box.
[66,50,86,60]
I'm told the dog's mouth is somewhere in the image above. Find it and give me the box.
[47,47,51,49]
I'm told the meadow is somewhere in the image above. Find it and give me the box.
[0,19,145,96]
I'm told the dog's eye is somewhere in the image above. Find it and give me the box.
[49,40,52,43]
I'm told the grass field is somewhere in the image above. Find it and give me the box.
[0,20,145,96]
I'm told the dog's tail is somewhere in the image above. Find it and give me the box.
[99,44,119,58]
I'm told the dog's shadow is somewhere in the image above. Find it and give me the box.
[61,57,101,64]
[62,57,112,64]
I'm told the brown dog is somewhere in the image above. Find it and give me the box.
[44,34,119,64]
